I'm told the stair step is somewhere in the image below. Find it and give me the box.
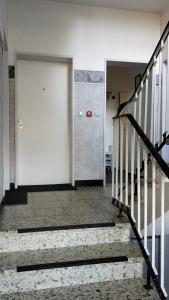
[0,224,130,253]
[17,222,115,233]
[0,259,143,295]
[0,242,143,272]
[0,278,160,300]
[0,241,144,295]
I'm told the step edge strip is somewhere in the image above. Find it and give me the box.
[17,222,116,233]
[17,256,128,272]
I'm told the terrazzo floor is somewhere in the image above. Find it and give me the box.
[0,186,128,231]
[0,241,143,272]
[0,278,160,300]
[0,186,161,299]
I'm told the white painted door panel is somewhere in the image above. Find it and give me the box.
[17,60,71,185]
[0,51,3,200]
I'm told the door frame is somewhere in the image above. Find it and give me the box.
[104,58,148,186]
[15,52,75,188]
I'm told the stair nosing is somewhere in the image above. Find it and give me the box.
[17,256,128,272]
[17,222,116,233]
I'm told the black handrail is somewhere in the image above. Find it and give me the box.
[118,21,169,115]
[157,132,169,152]
[118,133,169,197]
[139,133,169,175]
[113,113,169,179]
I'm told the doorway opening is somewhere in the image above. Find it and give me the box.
[105,60,147,185]
[15,53,74,188]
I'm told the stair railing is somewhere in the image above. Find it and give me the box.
[118,132,169,198]
[118,21,169,153]
[118,21,169,120]
[112,114,169,299]
[112,21,169,300]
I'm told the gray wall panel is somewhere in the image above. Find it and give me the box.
[74,78,105,181]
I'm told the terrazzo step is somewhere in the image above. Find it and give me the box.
[0,223,130,253]
[0,278,160,300]
[0,242,143,272]
[0,253,144,295]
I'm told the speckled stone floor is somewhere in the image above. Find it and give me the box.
[0,242,143,272]
[0,186,161,299]
[0,186,128,231]
[0,278,160,299]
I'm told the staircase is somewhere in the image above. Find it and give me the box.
[0,19,169,300]
[0,220,160,299]
[112,21,169,300]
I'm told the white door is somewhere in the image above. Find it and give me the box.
[0,50,3,199]
[16,60,71,186]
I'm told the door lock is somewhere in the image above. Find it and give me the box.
[18,118,23,129]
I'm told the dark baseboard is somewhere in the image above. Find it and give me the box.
[4,190,27,205]
[3,183,76,206]
[0,196,5,211]
[17,256,128,272]
[17,222,115,233]
[75,180,103,187]
[18,184,77,192]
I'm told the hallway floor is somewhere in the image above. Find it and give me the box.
[0,186,128,231]
[0,186,161,299]
[0,278,160,300]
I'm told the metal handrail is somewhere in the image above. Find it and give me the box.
[113,113,169,180]
[117,21,169,115]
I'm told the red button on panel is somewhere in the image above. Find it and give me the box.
[86,111,92,117]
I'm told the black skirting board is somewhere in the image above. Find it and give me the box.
[3,184,76,205]
[18,184,77,192]
[75,180,103,187]
[4,190,27,205]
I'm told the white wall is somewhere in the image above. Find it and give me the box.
[161,6,169,32]
[0,0,9,201]
[7,0,161,183]
[7,0,161,69]
[0,0,7,33]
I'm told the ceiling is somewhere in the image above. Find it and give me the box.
[44,0,169,13]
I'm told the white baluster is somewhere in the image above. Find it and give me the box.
[143,149,149,254]
[112,120,115,198]
[131,101,136,221]
[115,120,119,199]
[138,85,143,126]
[151,57,157,143]
[137,139,141,234]
[157,50,162,143]
[137,89,142,235]
[144,70,149,135]
[125,119,129,206]
[160,176,168,298]
[166,36,169,140]
[152,159,158,275]
[120,119,124,203]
